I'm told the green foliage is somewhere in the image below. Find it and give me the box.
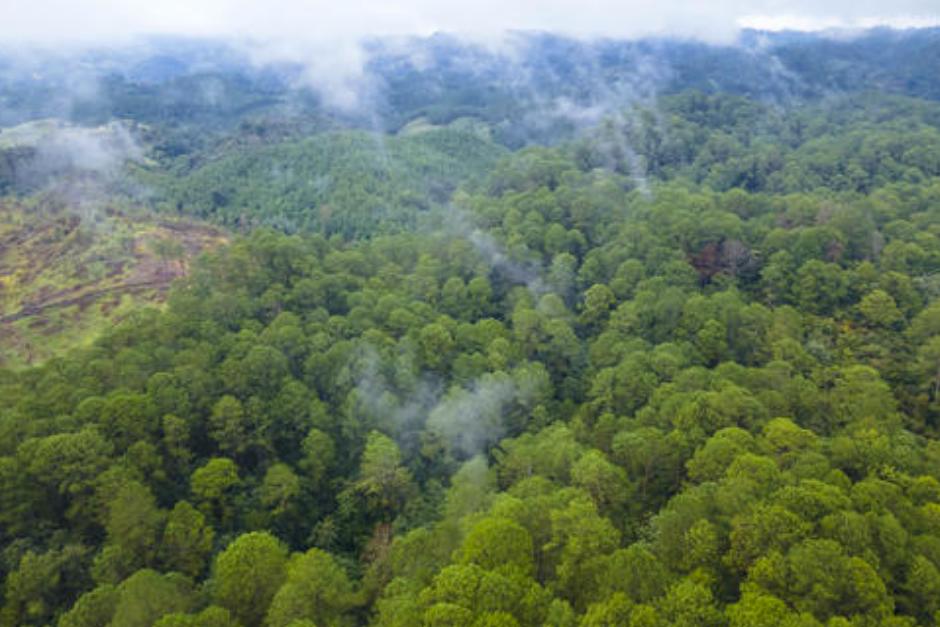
[5,66,940,627]
[0,545,88,627]
[265,548,357,627]
[144,128,508,238]
[457,517,535,576]
[109,570,195,627]
[354,431,415,521]
[160,501,214,578]
[153,606,240,627]
[211,532,288,626]
[191,457,240,526]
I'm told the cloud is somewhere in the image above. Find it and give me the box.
[3,0,938,47]
[426,374,518,458]
[443,207,549,296]
[2,1,937,113]
[1,119,143,184]
[243,37,376,112]
[737,12,940,32]
[349,342,549,459]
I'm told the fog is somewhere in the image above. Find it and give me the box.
[3,0,938,46]
[2,1,937,112]
[0,119,143,184]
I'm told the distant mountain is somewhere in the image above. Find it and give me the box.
[1,28,938,135]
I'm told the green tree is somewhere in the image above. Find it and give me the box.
[212,532,289,626]
[903,555,940,621]
[795,261,847,315]
[0,545,88,627]
[160,501,214,578]
[354,431,414,521]
[104,480,164,571]
[209,396,251,458]
[265,548,357,627]
[659,579,724,627]
[418,323,455,372]
[579,284,616,332]
[858,289,902,328]
[300,428,336,488]
[153,606,240,627]
[726,584,819,627]
[110,570,195,627]
[571,450,633,518]
[457,517,535,576]
[191,457,240,526]
[57,585,119,627]
[916,335,940,401]
[546,497,620,610]
[261,463,302,515]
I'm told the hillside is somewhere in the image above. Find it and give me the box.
[0,199,225,367]
[141,124,508,237]
[1,26,940,627]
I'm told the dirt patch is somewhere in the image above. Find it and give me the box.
[0,202,227,366]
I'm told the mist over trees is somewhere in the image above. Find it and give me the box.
[2,26,940,627]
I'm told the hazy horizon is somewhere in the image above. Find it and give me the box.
[3,0,939,48]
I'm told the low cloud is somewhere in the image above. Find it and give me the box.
[3,1,937,114]
[426,375,518,458]
[443,207,549,296]
[5,1,938,47]
[0,120,146,215]
[1,120,143,182]
[350,343,547,459]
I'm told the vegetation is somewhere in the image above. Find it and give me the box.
[0,198,225,368]
[2,28,940,627]
[141,124,507,237]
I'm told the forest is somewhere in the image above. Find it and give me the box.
[2,26,940,627]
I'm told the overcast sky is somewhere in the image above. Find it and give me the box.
[3,0,939,46]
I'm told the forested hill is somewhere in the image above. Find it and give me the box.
[3,28,939,133]
[139,125,509,236]
[3,28,940,627]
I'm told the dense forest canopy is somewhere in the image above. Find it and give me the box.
[2,26,940,627]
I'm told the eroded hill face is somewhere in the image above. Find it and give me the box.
[0,198,225,367]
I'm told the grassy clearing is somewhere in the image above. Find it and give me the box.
[0,198,225,367]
